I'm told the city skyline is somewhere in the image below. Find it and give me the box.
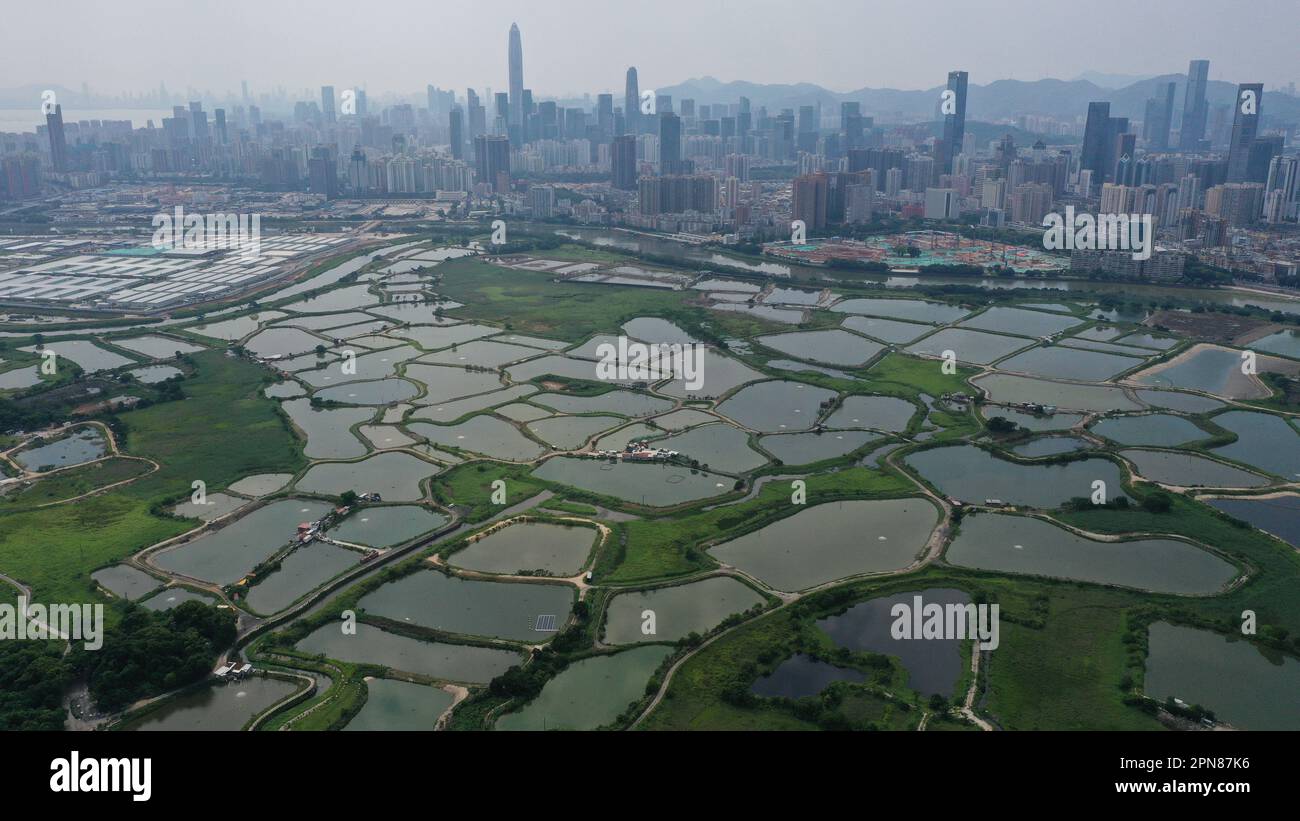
[3,0,1299,100]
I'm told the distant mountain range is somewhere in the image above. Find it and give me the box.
[1072,71,1157,89]
[4,72,1297,134]
[655,74,1300,127]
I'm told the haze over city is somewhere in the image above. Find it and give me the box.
[4,0,1299,98]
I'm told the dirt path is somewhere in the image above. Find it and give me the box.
[961,646,993,731]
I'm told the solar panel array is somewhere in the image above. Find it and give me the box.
[533,614,559,632]
[0,234,349,310]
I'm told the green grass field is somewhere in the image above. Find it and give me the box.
[860,352,977,399]
[430,461,548,523]
[0,349,305,603]
[979,584,1164,730]
[0,458,152,511]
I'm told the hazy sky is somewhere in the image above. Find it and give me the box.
[5,0,1298,98]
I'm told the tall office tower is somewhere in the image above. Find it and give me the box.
[321,86,336,124]
[792,173,829,231]
[214,108,228,144]
[839,101,858,132]
[308,147,339,199]
[938,70,968,174]
[612,134,638,190]
[840,101,863,149]
[1226,83,1263,182]
[798,105,815,135]
[466,89,485,138]
[538,100,558,139]
[46,103,68,172]
[355,89,367,116]
[474,135,510,192]
[597,93,614,140]
[1143,81,1176,150]
[773,112,795,161]
[659,112,682,175]
[1080,102,1114,189]
[625,67,640,134]
[1179,60,1210,150]
[241,80,249,103]
[493,92,509,135]
[797,105,817,153]
[1246,135,1282,185]
[508,23,524,129]
[449,108,464,160]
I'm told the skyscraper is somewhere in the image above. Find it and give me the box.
[939,70,968,174]
[840,101,863,150]
[1226,83,1263,182]
[1143,81,1176,150]
[321,85,336,124]
[1179,60,1210,150]
[612,134,637,190]
[659,112,682,175]
[597,93,614,141]
[46,104,68,172]
[1081,102,1130,189]
[474,135,510,193]
[467,88,485,138]
[624,67,640,135]
[508,23,524,129]
[449,108,464,160]
[308,146,338,199]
